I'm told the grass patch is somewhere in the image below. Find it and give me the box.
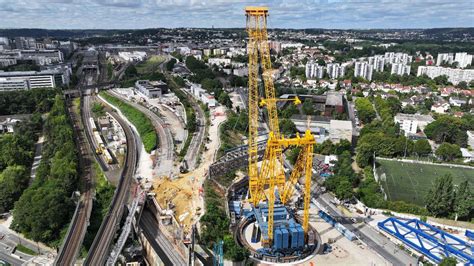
[15,244,38,256]
[100,92,157,153]
[136,55,166,74]
[72,97,81,116]
[376,159,474,206]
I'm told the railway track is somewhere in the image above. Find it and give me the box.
[108,91,175,176]
[181,88,206,170]
[54,96,94,266]
[84,97,138,266]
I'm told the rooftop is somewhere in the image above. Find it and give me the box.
[325,91,343,106]
[394,113,434,122]
[330,119,352,130]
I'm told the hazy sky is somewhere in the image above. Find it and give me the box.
[0,0,473,29]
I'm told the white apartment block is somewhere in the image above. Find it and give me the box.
[417,66,474,85]
[436,53,454,66]
[326,63,345,79]
[305,62,325,79]
[384,52,412,65]
[454,52,473,68]
[391,63,411,76]
[368,55,385,72]
[437,52,472,68]
[394,113,434,136]
[354,61,373,81]
[0,78,29,91]
[0,72,55,90]
[207,58,231,66]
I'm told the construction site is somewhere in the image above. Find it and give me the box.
[146,7,322,264]
[230,7,320,263]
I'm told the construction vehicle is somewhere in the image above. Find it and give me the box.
[245,6,315,247]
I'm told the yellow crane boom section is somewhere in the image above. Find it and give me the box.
[245,6,315,244]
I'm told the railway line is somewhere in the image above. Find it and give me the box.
[108,91,175,177]
[84,96,139,266]
[54,97,94,266]
[181,88,206,171]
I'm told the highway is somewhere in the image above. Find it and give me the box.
[54,97,94,266]
[84,96,138,266]
[108,91,175,177]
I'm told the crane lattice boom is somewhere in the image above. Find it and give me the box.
[245,6,315,245]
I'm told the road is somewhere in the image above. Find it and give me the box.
[54,97,94,265]
[181,88,206,171]
[84,98,139,266]
[315,193,418,265]
[0,222,54,266]
[108,90,175,178]
[140,210,187,266]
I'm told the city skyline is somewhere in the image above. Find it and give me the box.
[0,0,473,30]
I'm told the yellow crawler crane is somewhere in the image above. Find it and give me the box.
[245,6,316,246]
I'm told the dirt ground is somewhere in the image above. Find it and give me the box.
[153,105,227,232]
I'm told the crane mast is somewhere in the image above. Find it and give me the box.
[245,6,316,245]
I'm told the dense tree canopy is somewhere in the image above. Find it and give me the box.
[424,116,468,147]
[435,143,462,161]
[12,96,78,246]
[355,98,376,124]
[0,166,29,213]
[0,88,57,115]
[413,139,432,156]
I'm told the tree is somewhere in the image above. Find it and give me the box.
[424,116,468,147]
[454,180,473,221]
[402,105,417,114]
[124,65,137,78]
[0,165,29,213]
[334,139,352,155]
[355,98,376,124]
[218,92,232,109]
[413,139,432,156]
[315,140,335,155]
[302,99,314,115]
[335,179,353,200]
[439,257,457,266]
[434,75,449,86]
[435,143,461,161]
[166,58,177,71]
[279,119,297,135]
[457,81,468,90]
[425,175,455,217]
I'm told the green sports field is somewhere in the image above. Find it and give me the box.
[375,159,474,206]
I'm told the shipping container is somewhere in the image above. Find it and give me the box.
[89,117,97,131]
[274,229,283,250]
[296,226,305,248]
[103,149,113,164]
[281,228,289,249]
[289,227,299,248]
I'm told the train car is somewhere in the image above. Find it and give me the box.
[93,131,105,154]
[103,149,114,164]
[89,117,97,131]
